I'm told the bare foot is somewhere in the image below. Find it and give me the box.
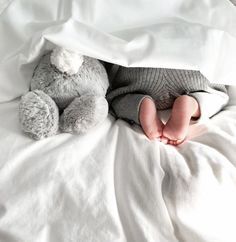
[162,95,200,145]
[139,97,164,140]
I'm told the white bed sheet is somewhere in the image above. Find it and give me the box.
[1,1,236,241]
[0,87,236,242]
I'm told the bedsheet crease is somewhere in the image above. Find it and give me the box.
[0,97,236,242]
[1,0,236,103]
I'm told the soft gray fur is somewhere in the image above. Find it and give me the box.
[19,50,109,140]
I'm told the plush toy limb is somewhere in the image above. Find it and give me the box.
[60,94,108,134]
[19,90,59,140]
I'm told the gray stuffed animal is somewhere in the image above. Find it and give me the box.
[19,47,109,140]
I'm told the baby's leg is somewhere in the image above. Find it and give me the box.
[162,95,200,145]
[139,97,164,140]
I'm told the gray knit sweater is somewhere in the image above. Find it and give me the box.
[106,65,228,124]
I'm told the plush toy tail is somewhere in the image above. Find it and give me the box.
[50,47,84,75]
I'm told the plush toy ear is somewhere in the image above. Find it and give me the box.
[50,47,84,75]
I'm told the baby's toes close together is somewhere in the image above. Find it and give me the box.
[161,120,188,146]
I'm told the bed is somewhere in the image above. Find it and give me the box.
[0,87,236,242]
[1,1,236,242]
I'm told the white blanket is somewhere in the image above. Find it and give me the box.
[1,1,236,241]
[1,0,236,102]
[0,87,236,242]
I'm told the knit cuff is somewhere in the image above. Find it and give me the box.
[111,94,153,124]
[188,89,229,122]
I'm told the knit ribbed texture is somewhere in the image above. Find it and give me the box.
[106,65,228,124]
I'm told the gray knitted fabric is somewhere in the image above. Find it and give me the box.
[106,66,228,124]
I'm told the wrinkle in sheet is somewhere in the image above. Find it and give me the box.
[1,0,236,104]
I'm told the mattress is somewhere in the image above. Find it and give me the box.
[0,86,236,242]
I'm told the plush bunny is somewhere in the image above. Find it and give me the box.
[19,47,109,140]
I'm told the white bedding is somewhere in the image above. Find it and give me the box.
[1,0,236,103]
[0,88,236,242]
[1,1,236,241]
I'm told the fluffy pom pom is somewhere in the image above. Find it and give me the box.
[50,47,84,75]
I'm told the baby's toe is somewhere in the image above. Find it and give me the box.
[168,139,184,146]
[146,128,162,140]
[162,121,187,146]
[160,136,168,144]
[176,140,183,145]
[168,140,174,145]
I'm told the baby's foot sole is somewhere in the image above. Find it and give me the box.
[162,124,187,146]
[162,114,189,145]
[161,95,199,145]
[139,97,164,140]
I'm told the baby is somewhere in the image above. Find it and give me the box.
[106,65,229,145]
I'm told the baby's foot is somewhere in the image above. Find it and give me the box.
[162,95,200,145]
[139,97,164,140]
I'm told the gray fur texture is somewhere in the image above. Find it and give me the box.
[19,50,109,139]
[19,90,59,140]
[60,94,108,133]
